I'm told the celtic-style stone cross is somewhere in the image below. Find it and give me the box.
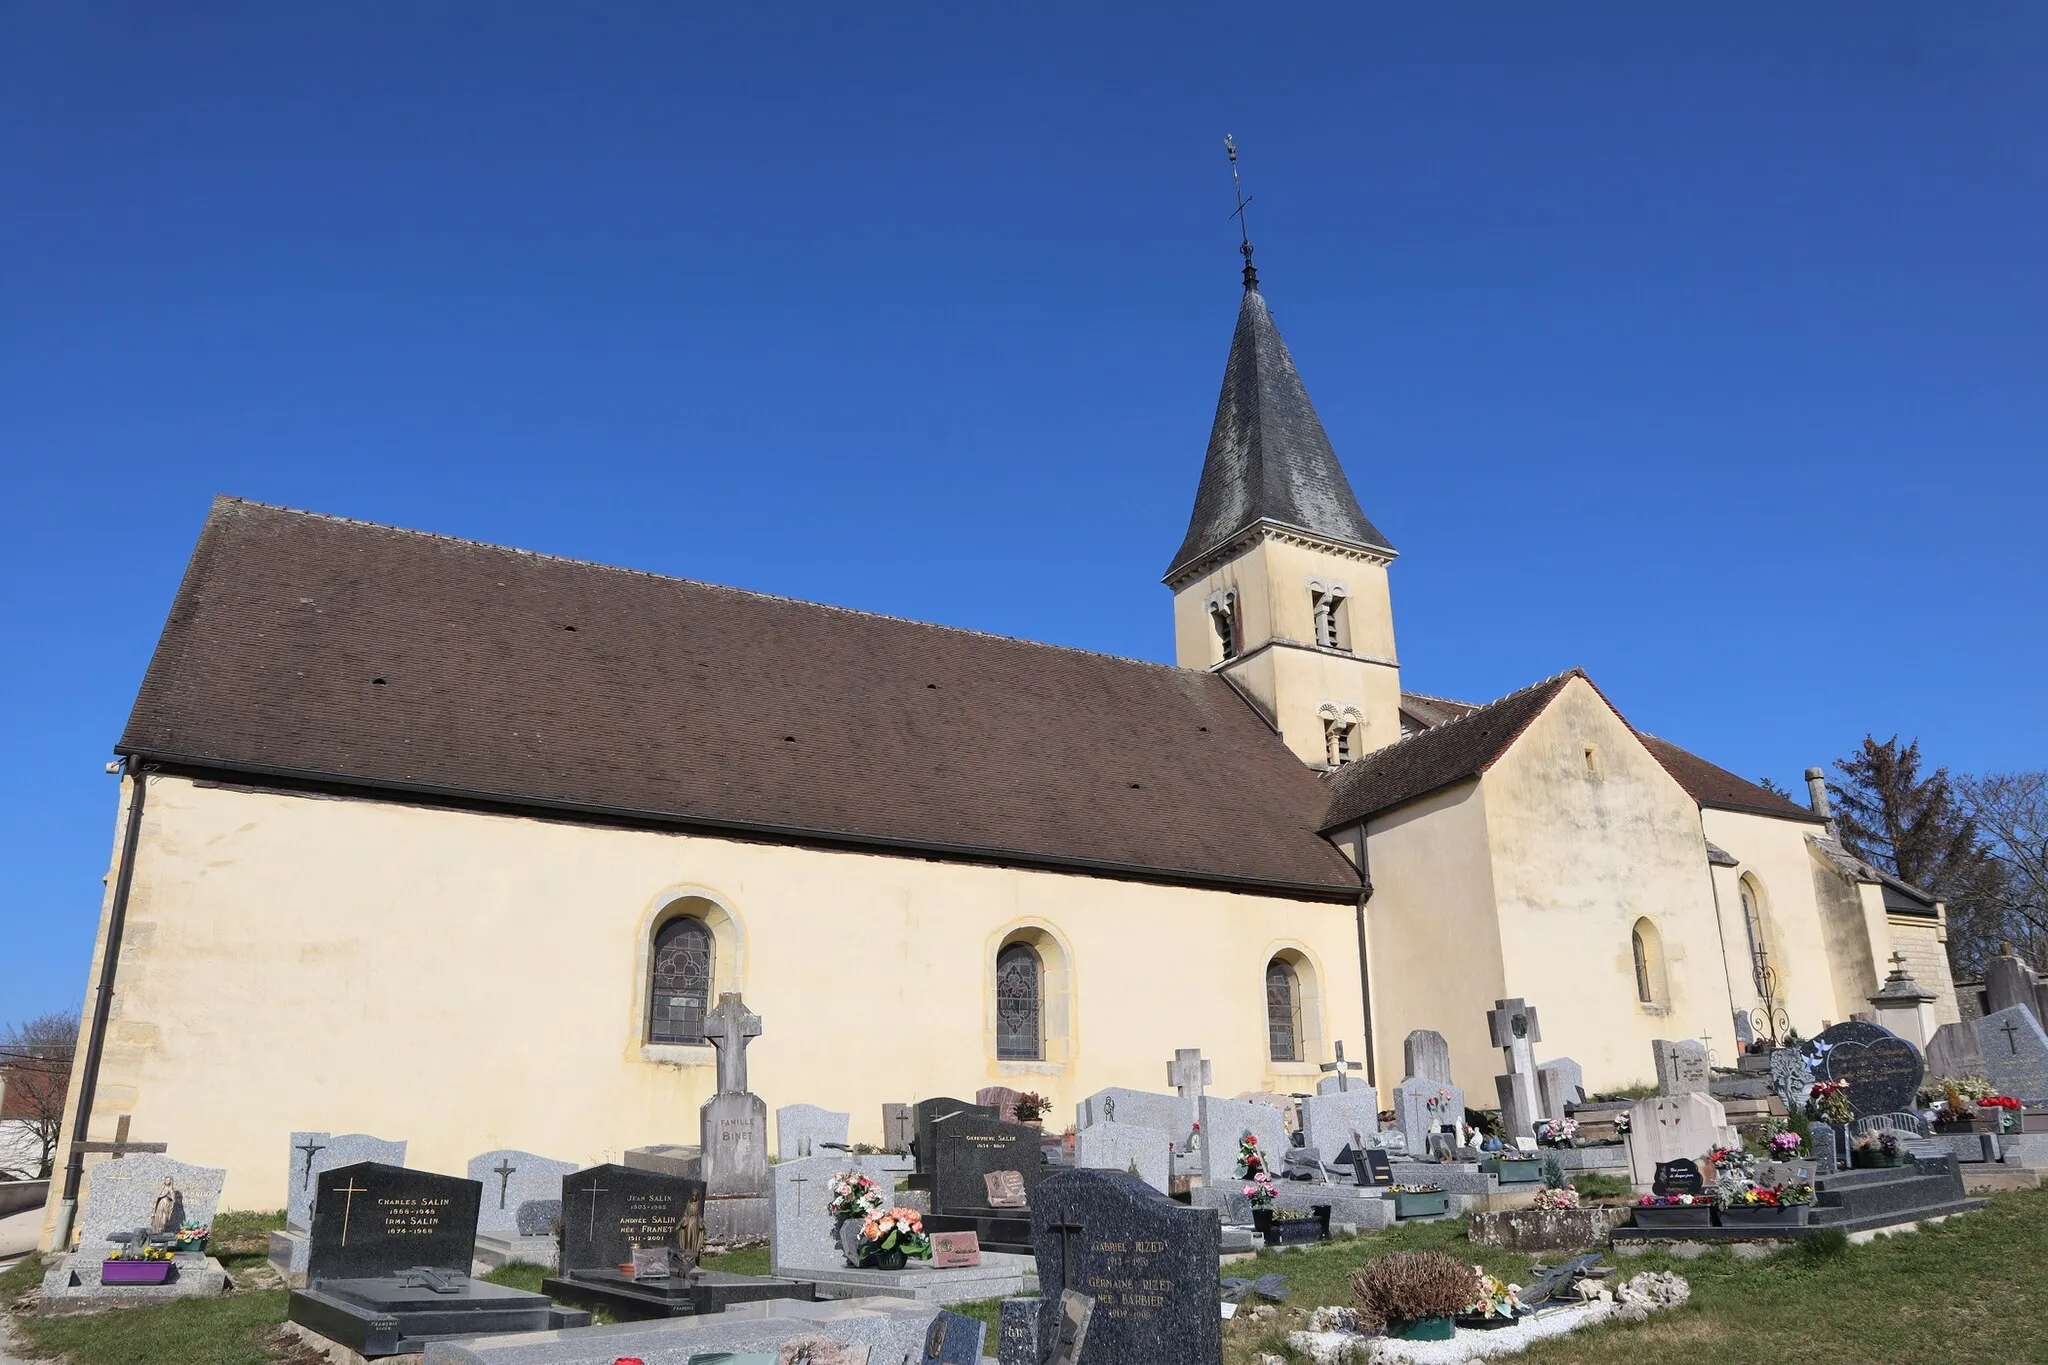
[705,992,763,1095]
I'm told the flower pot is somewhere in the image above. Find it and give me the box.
[1933,1117,1997,1134]
[837,1218,863,1268]
[101,1259,175,1285]
[1457,1313,1523,1331]
[1259,1205,1331,1247]
[1851,1151,1902,1169]
[1250,1207,1274,1234]
[1389,1315,1456,1341]
[1480,1158,1544,1186]
[1717,1204,1809,1228]
[1631,1205,1714,1230]
[1385,1191,1451,1220]
[172,1238,208,1255]
[860,1247,908,1271]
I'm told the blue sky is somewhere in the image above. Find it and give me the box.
[3,4,2044,1020]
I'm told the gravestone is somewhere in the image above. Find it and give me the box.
[777,1104,851,1161]
[1392,1027,1465,1156]
[1073,1120,1172,1193]
[1486,999,1544,1139]
[1194,1095,1289,1185]
[1652,1039,1711,1096]
[466,1149,576,1242]
[1802,1021,1925,1117]
[1075,1089,1187,1147]
[933,1116,1046,1214]
[914,1098,1000,1174]
[1985,946,2046,1028]
[1624,1092,1737,1185]
[75,1152,226,1251]
[1925,1021,1987,1082]
[286,1132,406,1230]
[882,1103,916,1154]
[1298,1089,1380,1167]
[701,992,771,1243]
[1979,1006,2048,1104]
[1318,1040,1364,1092]
[558,1162,707,1274]
[304,1162,481,1283]
[977,1086,1027,1123]
[1029,1168,1221,1365]
[1769,1047,1814,1113]
[1809,1121,1840,1175]
[1651,1158,1704,1197]
[1536,1058,1584,1122]
[1350,1148,1395,1188]
[770,1153,905,1274]
[1166,1048,1211,1152]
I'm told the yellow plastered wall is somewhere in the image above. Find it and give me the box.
[1480,678,1736,1091]
[1358,780,1505,1101]
[1701,809,1851,1034]
[42,776,1362,1227]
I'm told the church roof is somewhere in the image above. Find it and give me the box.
[1320,672,1581,831]
[120,498,1363,900]
[1164,284,1394,582]
[1635,735,1826,824]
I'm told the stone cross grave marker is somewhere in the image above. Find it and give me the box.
[1978,1006,2048,1104]
[1318,1041,1362,1092]
[286,1132,406,1231]
[1166,1048,1211,1113]
[705,991,763,1095]
[304,1162,481,1284]
[1654,1039,1711,1096]
[466,1149,576,1239]
[1029,1168,1220,1365]
[1486,999,1544,1140]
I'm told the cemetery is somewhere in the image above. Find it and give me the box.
[6,997,2045,1365]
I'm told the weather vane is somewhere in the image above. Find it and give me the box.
[1225,134,1257,290]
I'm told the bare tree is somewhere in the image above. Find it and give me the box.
[1958,770,2048,972]
[1,1010,78,1180]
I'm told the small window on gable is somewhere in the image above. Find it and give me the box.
[1210,593,1240,662]
[1310,588,1349,651]
[1583,744,1601,779]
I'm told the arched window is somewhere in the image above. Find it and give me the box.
[1323,718,1355,765]
[1210,592,1240,662]
[1311,588,1348,650]
[649,916,714,1044]
[1631,917,1668,1007]
[996,943,1043,1060]
[1739,877,1770,995]
[1266,958,1303,1062]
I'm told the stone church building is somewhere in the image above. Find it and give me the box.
[44,264,1958,1225]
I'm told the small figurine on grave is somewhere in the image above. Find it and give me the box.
[149,1178,183,1235]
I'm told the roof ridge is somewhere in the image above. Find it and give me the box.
[1399,689,1481,707]
[1371,668,1581,755]
[212,496,1194,678]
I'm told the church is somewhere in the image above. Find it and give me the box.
[42,255,1959,1226]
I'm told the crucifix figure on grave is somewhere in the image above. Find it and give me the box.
[705,992,763,1095]
[1167,1047,1211,1150]
[334,1178,369,1247]
[492,1158,517,1209]
[295,1138,327,1190]
[2001,1018,2023,1055]
[1321,1041,1363,1092]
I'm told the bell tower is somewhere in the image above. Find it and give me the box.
[1165,233,1401,766]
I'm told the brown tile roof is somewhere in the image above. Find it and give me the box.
[1320,671,1582,830]
[120,499,1362,899]
[1398,692,1482,732]
[1636,735,1826,824]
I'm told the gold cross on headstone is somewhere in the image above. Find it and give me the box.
[334,1178,369,1246]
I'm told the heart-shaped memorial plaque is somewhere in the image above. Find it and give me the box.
[1803,1022,1924,1118]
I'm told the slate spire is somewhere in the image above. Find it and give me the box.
[1164,273,1395,582]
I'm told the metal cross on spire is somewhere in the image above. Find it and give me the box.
[1225,134,1258,291]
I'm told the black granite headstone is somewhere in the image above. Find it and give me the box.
[557,1163,707,1273]
[1651,1159,1704,1197]
[304,1162,481,1283]
[921,1308,985,1363]
[913,1097,1000,1175]
[1349,1148,1394,1188]
[1802,1021,1925,1118]
[933,1115,1047,1214]
[1030,1168,1221,1365]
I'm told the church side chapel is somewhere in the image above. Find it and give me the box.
[43,244,1958,1226]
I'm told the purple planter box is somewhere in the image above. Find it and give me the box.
[101,1259,175,1285]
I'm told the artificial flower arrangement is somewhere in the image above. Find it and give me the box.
[1529,1184,1581,1210]
[1767,1130,1804,1159]
[1244,1171,1280,1209]
[1387,1183,1445,1195]
[1918,1074,1995,1106]
[1236,1132,1269,1179]
[1851,1131,1902,1167]
[1465,1269,1526,1322]
[824,1171,886,1223]
[172,1220,210,1252]
[858,1207,933,1262]
[106,1242,174,1262]
[1721,1182,1814,1208]
[1012,1092,1051,1124]
[1807,1079,1855,1125]
[1705,1144,1745,1169]
[1981,1095,2021,1131]
[1635,1193,1702,1207]
[1613,1112,1631,1135]
[1534,1118,1579,1148]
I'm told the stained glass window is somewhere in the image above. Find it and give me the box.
[996,943,1042,1060]
[650,917,713,1044]
[1266,959,1301,1062]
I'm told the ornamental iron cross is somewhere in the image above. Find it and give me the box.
[1321,1041,1363,1092]
[705,992,763,1095]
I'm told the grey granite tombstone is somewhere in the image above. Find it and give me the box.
[287,1131,407,1231]
[1925,1022,1987,1082]
[1029,1168,1221,1365]
[76,1152,226,1250]
[1391,1028,1464,1155]
[1809,1122,1840,1175]
[1072,1120,1172,1193]
[1536,1057,1584,1122]
[1653,1039,1711,1096]
[1487,999,1544,1140]
[467,1150,577,1241]
[1986,948,2045,1027]
[776,1104,851,1161]
[1298,1089,1380,1166]
[700,992,770,1243]
[1075,1088,1186,1146]
[305,1162,481,1283]
[882,1103,916,1154]
[1803,1021,1925,1117]
[1979,1006,2048,1104]
[770,1152,905,1273]
[1194,1095,1289,1185]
